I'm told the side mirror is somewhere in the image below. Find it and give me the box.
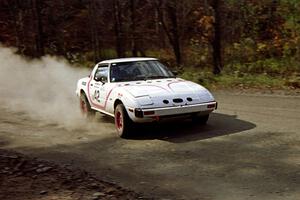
[94,73,107,83]
[100,76,108,83]
[172,70,178,76]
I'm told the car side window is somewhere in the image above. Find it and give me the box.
[94,64,108,82]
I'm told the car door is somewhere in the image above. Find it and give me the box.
[89,64,109,110]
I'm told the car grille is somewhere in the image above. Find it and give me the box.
[173,98,183,103]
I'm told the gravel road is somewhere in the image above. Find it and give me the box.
[0,92,299,200]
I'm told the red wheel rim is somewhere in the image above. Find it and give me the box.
[80,99,88,114]
[115,111,123,130]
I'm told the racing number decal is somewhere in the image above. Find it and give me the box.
[94,90,101,103]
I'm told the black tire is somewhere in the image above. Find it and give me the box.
[79,93,95,119]
[191,114,209,125]
[114,104,133,138]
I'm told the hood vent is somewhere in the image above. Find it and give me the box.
[187,97,193,102]
[173,98,183,103]
[163,100,169,104]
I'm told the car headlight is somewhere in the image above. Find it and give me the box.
[198,88,215,102]
[136,96,153,106]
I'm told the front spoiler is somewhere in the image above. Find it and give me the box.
[130,101,217,122]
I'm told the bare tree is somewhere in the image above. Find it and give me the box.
[32,0,45,57]
[5,0,25,54]
[154,0,182,66]
[211,0,223,74]
[113,0,125,57]
[88,0,101,62]
[56,0,67,56]
[129,0,138,56]
[128,0,147,57]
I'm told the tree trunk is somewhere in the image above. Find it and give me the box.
[130,0,138,56]
[113,0,125,58]
[88,0,101,63]
[56,0,66,56]
[32,0,45,57]
[6,0,24,54]
[154,7,166,49]
[211,0,223,74]
[154,0,182,66]
[166,2,181,65]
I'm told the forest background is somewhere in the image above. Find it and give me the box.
[0,0,299,90]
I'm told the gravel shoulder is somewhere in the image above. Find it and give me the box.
[0,149,145,200]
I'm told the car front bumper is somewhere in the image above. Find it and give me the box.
[129,101,217,123]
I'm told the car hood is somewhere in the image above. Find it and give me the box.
[121,78,214,107]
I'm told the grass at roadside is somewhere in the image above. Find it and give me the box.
[180,68,300,91]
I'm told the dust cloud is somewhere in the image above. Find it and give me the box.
[0,45,91,129]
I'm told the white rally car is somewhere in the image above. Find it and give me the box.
[76,58,217,137]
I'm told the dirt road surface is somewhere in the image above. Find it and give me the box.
[0,92,299,200]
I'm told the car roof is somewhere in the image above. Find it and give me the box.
[98,57,158,64]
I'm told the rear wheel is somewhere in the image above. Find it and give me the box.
[114,104,132,138]
[80,93,95,119]
[191,114,209,125]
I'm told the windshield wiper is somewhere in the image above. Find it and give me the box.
[144,75,170,80]
[116,75,172,82]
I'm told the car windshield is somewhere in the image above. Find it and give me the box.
[110,60,175,82]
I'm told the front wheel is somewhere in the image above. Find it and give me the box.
[114,104,133,138]
[80,93,95,119]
